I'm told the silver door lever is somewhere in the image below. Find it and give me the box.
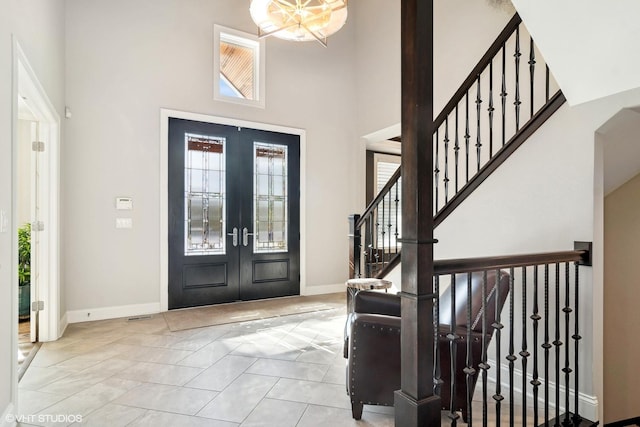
[227,227,238,247]
[242,227,254,247]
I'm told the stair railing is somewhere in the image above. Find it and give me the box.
[433,244,594,426]
[349,13,567,279]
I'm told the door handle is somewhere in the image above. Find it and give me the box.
[227,227,238,247]
[242,227,254,247]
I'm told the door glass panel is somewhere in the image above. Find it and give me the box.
[185,133,226,255]
[254,142,288,253]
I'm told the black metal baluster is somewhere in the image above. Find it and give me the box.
[435,129,440,213]
[488,59,495,157]
[563,263,572,426]
[394,183,399,254]
[531,265,541,426]
[529,36,536,118]
[514,26,522,131]
[464,272,474,426]
[465,92,470,183]
[480,271,489,426]
[507,267,516,426]
[444,120,450,203]
[371,214,380,277]
[543,264,552,423]
[475,75,482,172]
[387,190,392,269]
[454,106,460,193]
[493,269,504,426]
[434,275,442,398]
[380,199,385,275]
[365,217,374,277]
[448,273,460,426]
[572,262,582,425]
[501,43,507,147]
[520,266,529,427]
[554,263,561,425]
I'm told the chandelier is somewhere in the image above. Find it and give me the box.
[249,0,348,47]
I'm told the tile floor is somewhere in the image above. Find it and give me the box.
[16,307,400,427]
[16,305,525,426]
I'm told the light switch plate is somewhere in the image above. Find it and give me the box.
[116,218,133,229]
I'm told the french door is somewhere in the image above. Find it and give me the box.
[168,118,300,309]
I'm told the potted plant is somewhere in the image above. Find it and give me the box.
[18,223,31,320]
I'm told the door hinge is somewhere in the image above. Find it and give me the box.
[32,221,45,232]
[32,141,45,152]
[31,301,45,312]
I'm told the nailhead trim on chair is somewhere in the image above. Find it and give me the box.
[349,322,400,407]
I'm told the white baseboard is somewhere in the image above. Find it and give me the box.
[66,302,161,324]
[58,311,68,338]
[301,283,344,296]
[485,358,599,422]
[1,403,16,427]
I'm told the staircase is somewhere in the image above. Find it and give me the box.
[349,14,566,280]
[345,8,600,427]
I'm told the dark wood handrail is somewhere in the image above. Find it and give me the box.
[433,13,522,130]
[375,248,587,279]
[350,13,570,282]
[356,13,523,232]
[355,166,401,229]
[434,249,588,275]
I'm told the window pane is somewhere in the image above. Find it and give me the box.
[219,39,255,100]
[184,133,226,255]
[253,142,288,253]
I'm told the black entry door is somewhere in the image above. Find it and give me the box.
[168,118,300,309]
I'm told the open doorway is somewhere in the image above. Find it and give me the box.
[16,103,37,371]
[12,39,61,379]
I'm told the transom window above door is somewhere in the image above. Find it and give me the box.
[214,25,266,108]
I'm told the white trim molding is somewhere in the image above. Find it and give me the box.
[66,303,161,324]
[160,109,307,312]
[58,312,68,337]
[213,25,266,109]
[12,37,62,343]
[301,283,344,296]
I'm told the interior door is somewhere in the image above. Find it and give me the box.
[168,118,300,309]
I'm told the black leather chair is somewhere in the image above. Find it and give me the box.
[344,270,510,421]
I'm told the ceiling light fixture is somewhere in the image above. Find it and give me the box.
[249,0,348,47]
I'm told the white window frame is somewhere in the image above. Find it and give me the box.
[213,25,266,108]
[373,153,401,250]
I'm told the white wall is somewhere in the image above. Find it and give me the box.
[0,0,65,419]
[353,0,513,139]
[63,0,359,312]
[16,120,33,227]
[603,172,640,424]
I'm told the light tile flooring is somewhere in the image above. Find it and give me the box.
[17,308,400,427]
[16,306,527,427]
